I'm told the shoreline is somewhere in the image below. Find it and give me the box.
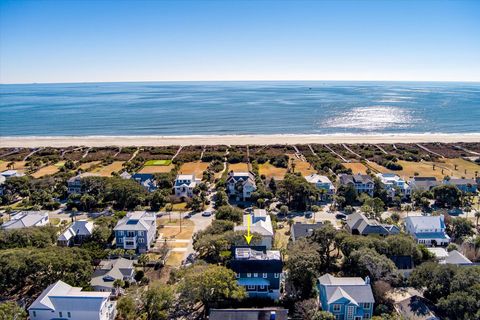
[1,133,480,147]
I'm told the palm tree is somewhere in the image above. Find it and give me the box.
[475,211,480,228]
[138,253,150,272]
[165,203,173,222]
[113,279,125,296]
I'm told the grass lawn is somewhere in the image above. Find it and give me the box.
[138,164,174,174]
[78,161,101,171]
[31,165,60,178]
[158,218,194,227]
[259,162,287,180]
[343,162,370,175]
[165,252,185,266]
[274,227,290,251]
[289,154,316,176]
[0,161,27,172]
[54,161,65,168]
[229,163,250,172]
[144,159,172,166]
[49,218,61,226]
[178,161,209,177]
[90,161,125,176]
[160,202,189,212]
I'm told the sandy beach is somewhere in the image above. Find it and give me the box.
[1,134,480,147]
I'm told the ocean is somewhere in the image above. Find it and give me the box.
[0,81,479,137]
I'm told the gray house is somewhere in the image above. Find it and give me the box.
[290,222,324,242]
[90,258,135,296]
[346,212,400,236]
[57,220,94,246]
[114,211,157,253]
[209,308,288,320]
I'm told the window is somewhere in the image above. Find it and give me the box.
[32,311,36,317]
[247,285,255,290]
[119,231,124,236]
[253,273,258,277]
[117,237,123,243]
[235,273,240,278]
[333,304,341,312]
[259,285,265,289]
[68,312,71,318]
[139,238,144,243]
[363,303,371,309]
[364,313,371,319]
[59,312,63,317]
[347,306,355,318]
[263,273,268,278]
[274,273,279,278]
[247,273,251,278]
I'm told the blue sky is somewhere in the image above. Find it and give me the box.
[1,0,479,83]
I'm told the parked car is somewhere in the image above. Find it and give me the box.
[336,213,347,221]
[305,211,313,218]
[202,210,212,217]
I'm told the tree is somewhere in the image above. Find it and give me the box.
[165,203,173,222]
[177,264,246,310]
[432,185,461,208]
[113,279,125,294]
[450,217,474,241]
[106,178,147,210]
[215,205,243,223]
[269,177,277,194]
[117,295,136,320]
[336,184,357,207]
[312,311,336,320]
[150,190,168,211]
[286,239,322,299]
[294,299,325,320]
[0,301,26,320]
[138,254,150,271]
[278,173,319,210]
[189,195,204,212]
[309,223,338,271]
[143,285,174,320]
[475,211,480,227]
[345,248,401,285]
[214,190,229,208]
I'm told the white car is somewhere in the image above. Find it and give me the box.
[201,210,212,217]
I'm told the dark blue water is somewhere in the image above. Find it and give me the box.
[0,81,479,136]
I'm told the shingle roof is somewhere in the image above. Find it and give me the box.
[91,258,135,289]
[291,222,324,239]
[58,220,94,241]
[405,215,446,230]
[114,211,156,231]
[319,274,375,304]
[305,174,333,185]
[1,211,48,229]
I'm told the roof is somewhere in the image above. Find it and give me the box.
[339,174,373,185]
[304,174,333,185]
[91,258,135,289]
[415,232,450,240]
[395,295,439,320]
[174,174,198,187]
[428,248,472,265]
[68,172,101,182]
[390,256,414,270]
[209,308,288,320]
[119,171,132,179]
[235,212,273,237]
[445,178,476,186]
[291,222,324,239]
[227,171,255,185]
[58,220,94,241]
[229,248,282,273]
[318,274,375,304]
[114,211,156,232]
[1,211,48,229]
[405,215,446,230]
[346,212,398,235]
[29,280,110,311]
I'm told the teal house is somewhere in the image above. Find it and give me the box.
[318,274,375,320]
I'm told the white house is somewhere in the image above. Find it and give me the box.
[227,171,257,201]
[375,173,411,198]
[1,169,25,178]
[1,211,49,230]
[28,280,116,320]
[338,174,374,196]
[57,220,94,246]
[304,174,335,199]
[174,174,201,198]
[404,215,450,246]
[234,209,274,249]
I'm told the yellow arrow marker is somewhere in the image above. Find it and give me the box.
[244,214,253,245]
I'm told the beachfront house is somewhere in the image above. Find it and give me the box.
[346,212,400,236]
[375,173,411,198]
[404,215,450,246]
[338,174,374,196]
[304,174,335,200]
[317,274,375,320]
[1,211,49,230]
[57,220,94,246]
[131,173,157,192]
[67,172,101,194]
[234,209,274,249]
[443,178,477,193]
[174,174,201,198]
[227,171,257,201]
[229,247,283,300]
[290,222,324,242]
[1,169,25,178]
[90,258,136,296]
[28,280,116,320]
[114,211,157,253]
[408,177,441,192]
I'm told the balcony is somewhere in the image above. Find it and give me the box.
[123,236,137,250]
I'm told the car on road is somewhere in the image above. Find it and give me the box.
[201,210,213,217]
[335,213,347,221]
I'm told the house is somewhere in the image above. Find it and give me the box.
[427,247,473,265]
[317,274,375,320]
[408,177,440,192]
[345,212,400,236]
[389,256,414,277]
[0,211,49,230]
[67,172,100,194]
[114,211,157,253]
[234,209,274,249]
[227,171,257,201]
[394,295,439,320]
[1,169,25,178]
[174,174,201,198]
[119,171,132,180]
[28,280,116,320]
[131,173,157,192]
[404,215,450,246]
[305,174,335,200]
[90,258,136,296]
[0,175,5,195]
[229,247,283,300]
[290,222,324,242]
[375,173,411,198]
[443,178,477,193]
[209,308,288,320]
[338,174,374,196]
[57,220,94,246]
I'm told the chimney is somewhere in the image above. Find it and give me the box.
[365,276,370,285]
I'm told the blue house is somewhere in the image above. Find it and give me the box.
[114,211,157,253]
[318,274,375,320]
[132,173,157,192]
[443,178,477,193]
[229,247,283,300]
